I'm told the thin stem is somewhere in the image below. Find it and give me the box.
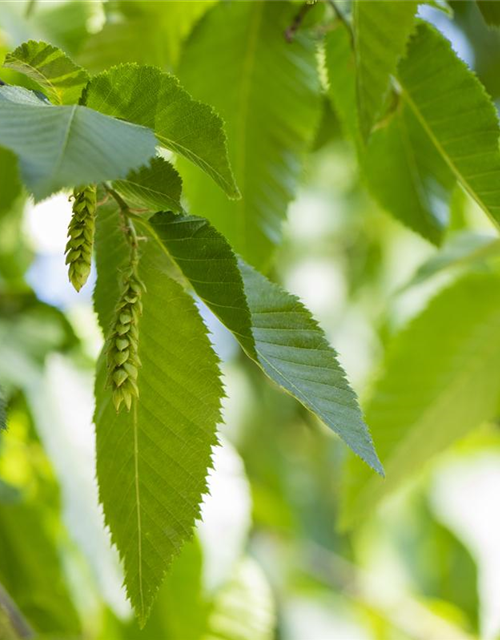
[25,0,36,19]
[284,1,317,43]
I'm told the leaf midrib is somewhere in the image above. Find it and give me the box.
[399,83,500,232]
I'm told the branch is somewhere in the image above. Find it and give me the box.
[284,1,317,43]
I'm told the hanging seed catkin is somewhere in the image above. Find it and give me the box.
[65,185,96,291]
[106,225,145,412]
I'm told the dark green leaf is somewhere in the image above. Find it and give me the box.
[477,0,500,27]
[148,212,383,475]
[113,157,183,214]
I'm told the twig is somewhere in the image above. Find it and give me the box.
[0,583,34,639]
[284,1,317,43]
[25,0,36,19]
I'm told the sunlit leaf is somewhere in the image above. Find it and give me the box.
[354,0,418,139]
[342,273,500,529]
[3,40,89,104]
[178,1,321,267]
[83,64,239,199]
[94,205,223,624]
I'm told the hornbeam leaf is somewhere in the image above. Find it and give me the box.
[325,20,454,244]
[177,1,321,268]
[148,212,383,475]
[364,103,455,244]
[476,0,500,27]
[354,0,418,140]
[113,157,183,214]
[94,206,223,624]
[83,64,239,199]
[341,273,500,529]
[0,85,156,201]
[0,388,5,430]
[397,21,500,230]
[3,40,89,105]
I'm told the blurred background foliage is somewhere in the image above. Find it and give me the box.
[0,1,500,639]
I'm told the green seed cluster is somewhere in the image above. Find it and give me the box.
[65,185,96,292]
[107,265,144,412]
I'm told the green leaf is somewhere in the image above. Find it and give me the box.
[0,498,81,635]
[341,273,500,529]
[3,40,89,105]
[325,20,454,244]
[0,388,5,430]
[113,157,183,214]
[0,85,157,201]
[148,212,383,475]
[325,22,359,144]
[0,148,22,216]
[476,0,500,27]
[177,1,321,268]
[354,0,418,140]
[203,559,275,640]
[94,206,223,624]
[397,21,500,231]
[402,231,500,290]
[83,64,239,199]
[364,102,455,244]
[79,1,214,72]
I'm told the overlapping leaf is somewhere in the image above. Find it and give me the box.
[93,206,223,624]
[0,388,5,430]
[148,212,383,474]
[83,64,238,199]
[113,157,183,214]
[0,148,22,216]
[341,273,500,529]
[353,0,418,139]
[398,21,500,230]
[177,1,321,267]
[0,85,156,200]
[3,40,89,105]
[325,20,454,243]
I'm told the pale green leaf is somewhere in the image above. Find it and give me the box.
[354,0,418,140]
[397,21,500,230]
[0,85,157,201]
[203,559,275,640]
[79,1,214,72]
[113,157,183,214]
[0,498,81,635]
[94,206,223,624]
[148,212,383,475]
[341,273,500,529]
[403,231,500,290]
[3,40,89,105]
[178,1,321,267]
[83,64,239,199]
